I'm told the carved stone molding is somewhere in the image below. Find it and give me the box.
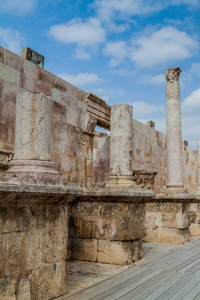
[0,150,14,171]
[85,93,111,130]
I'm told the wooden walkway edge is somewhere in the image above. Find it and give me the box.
[55,239,200,300]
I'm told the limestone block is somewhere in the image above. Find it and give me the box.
[23,229,41,270]
[31,262,67,299]
[0,234,6,277]
[79,220,92,239]
[16,275,31,300]
[71,238,97,261]
[40,226,67,264]
[189,223,200,236]
[5,231,26,277]
[115,217,144,241]
[97,240,141,265]
[0,46,6,64]
[157,228,190,244]
[132,239,143,261]
[0,62,21,86]
[0,207,31,233]
[52,88,62,104]
[0,278,15,300]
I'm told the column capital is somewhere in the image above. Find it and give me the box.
[165,67,182,83]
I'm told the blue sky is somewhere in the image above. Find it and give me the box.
[0,0,200,149]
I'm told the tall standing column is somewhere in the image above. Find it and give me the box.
[8,91,58,178]
[165,67,184,189]
[197,138,200,194]
[106,104,137,188]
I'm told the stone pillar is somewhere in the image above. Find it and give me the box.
[197,138,200,194]
[165,67,184,190]
[106,104,137,188]
[8,91,58,179]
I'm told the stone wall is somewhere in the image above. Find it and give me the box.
[0,46,111,189]
[93,119,197,193]
[0,202,69,300]
[69,200,144,264]
[144,203,190,244]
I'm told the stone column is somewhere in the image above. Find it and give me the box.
[197,138,200,194]
[106,104,137,188]
[8,91,58,179]
[165,67,184,190]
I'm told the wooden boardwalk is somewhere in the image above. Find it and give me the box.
[56,239,200,300]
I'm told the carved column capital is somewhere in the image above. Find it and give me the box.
[165,67,182,83]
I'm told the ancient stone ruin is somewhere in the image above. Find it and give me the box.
[0,46,199,299]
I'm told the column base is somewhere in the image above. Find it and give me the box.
[196,188,200,196]
[165,185,186,194]
[7,159,62,181]
[105,176,140,188]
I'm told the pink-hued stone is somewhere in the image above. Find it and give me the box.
[165,67,184,189]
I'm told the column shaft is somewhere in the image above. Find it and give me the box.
[106,104,136,188]
[8,92,58,178]
[165,67,184,189]
[197,138,200,193]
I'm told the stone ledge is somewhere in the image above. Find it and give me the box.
[151,192,198,203]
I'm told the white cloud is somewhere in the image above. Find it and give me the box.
[0,28,24,54]
[0,0,37,15]
[49,18,106,48]
[172,0,199,7]
[182,89,200,114]
[129,101,165,119]
[92,0,199,33]
[138,74,165,85]
[92,88,125,101]
[103,41,127,66]
[58,72,101,87]
[75,48,91,60]
[129,26,198,68]
[181,89,200,149]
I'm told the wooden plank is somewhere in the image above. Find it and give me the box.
[156,272,196,300]
[169,271,200,300]
[141,271,186,300]
[92,269,164,300]
[58,239,200,300]
[177,257,200,273]
[182,283,200,300]
[64,267,157,300]
[114,271,174,300]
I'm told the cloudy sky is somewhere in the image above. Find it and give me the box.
[0,0,200,149]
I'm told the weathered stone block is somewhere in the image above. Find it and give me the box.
[31,262,67,299]
[79,220,92,239]
[40,226,67,264]
[97,240,142,265]
[5,232,26,277]
[189,223,200,236]
[0,62,21,86]
[16,275,31,300]
[0,278,15,300]
[0,234,6,277]
[71,238,97,261]
[144,228,190,244]
[115,216,144,241]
